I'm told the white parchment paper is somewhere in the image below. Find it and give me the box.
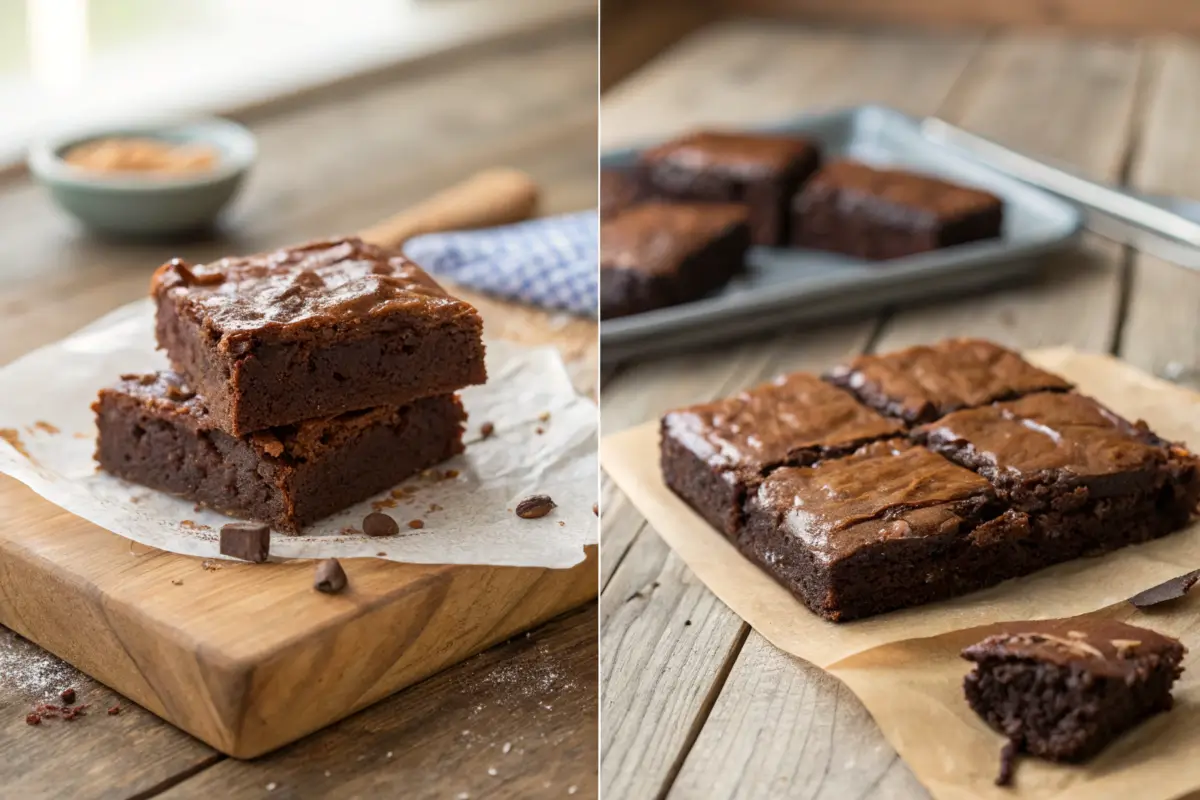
[0,299,597,568]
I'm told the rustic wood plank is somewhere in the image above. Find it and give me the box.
[601,0,718,91]
[877,34,1146,354]
[721,0,1200,35]
[0,627,219,800]
[669,631,926,800]
[599,24,986,798]
[1120,38,1200,384]
[159,606,598,800]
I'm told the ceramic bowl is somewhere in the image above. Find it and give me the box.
[27,118,257,238]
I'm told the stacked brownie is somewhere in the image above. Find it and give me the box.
[94,237,485,533]
[660,339,1200,622]
[601,129,1005,319]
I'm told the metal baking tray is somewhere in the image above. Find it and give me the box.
[600,105,1084,363]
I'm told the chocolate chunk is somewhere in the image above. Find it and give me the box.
[60,688,76,704]
[219,522,271,563]
[515,494,556,519]
[1129,570,1200,608]
[314,559,347,594]
[996,739,1018,787]
[363,512,399,537]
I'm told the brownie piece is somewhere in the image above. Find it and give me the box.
[638,131,820,245]
[152,237,486,436]
[963,619,1185,764]
[93,372,465,533]
[601,202,750,319]
[601,169,643,220]
[916,391,1200,558]
[828,338,1072,424]
[741,440,1033,621]
[792,160,1003,259]
[661,372,903,536]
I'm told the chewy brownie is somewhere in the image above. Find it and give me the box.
[741,440,1033,621]
[601,202,750,319]
[963,619,1185,765]
[828,338,1072,424]
[916,391,1200,559]
[661,372,903,536]
[152,237,486,436]
[601,169,643,220]
[93,372,465,533]
[638,131,821,245]
[792,160,1004,259]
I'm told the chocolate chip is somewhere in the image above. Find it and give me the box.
[1130,570,1200,608]
[515,494,556,519]
[363,512,399,537]
[219,522,271,563]
[60,688,75,704]
[480,422,495,439]
[314,559,347,594]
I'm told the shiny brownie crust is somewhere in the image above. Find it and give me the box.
[93,372,465,533]
[152,237,486,436]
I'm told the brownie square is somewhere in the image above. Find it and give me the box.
[638,131,821,245]
[963,619,1185,764]
[792,160,1003,259]
[741,440,1032,621]
[600,202,750,319]
[93,372,465,533]
[601,169,643,220]
[661,372,904,536]
[828,338,1072,424]
[916,391,1200,557]
[152,237,487,436]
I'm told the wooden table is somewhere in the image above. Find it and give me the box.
[0,19,598,800]
[600,19,1200,799]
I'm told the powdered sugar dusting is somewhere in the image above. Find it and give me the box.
[0,628,82,700]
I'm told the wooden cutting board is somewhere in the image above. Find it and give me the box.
[0,169,598,759]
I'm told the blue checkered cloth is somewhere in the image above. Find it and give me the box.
[404,211,598,317]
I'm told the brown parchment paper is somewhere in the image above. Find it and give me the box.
[600,348,1200,799]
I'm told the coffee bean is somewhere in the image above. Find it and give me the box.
[363,512,399,537]
[515,494,556,519]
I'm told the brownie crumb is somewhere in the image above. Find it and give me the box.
[996,739,1018,787]
[535,426,545,435]
[171,579,183,586]
[108,706,121,716]
[363,512,399,537]
[60,688,76,704]
[408,519,424,530]
[480,422,495,439]
[314,559,348,594]
[1130,570,1200,608]
[593,503,598,516]
[537,411,551,422]
[25,713,40,726]
[515,495,556,519]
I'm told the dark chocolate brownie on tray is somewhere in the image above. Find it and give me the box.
[741,440,1032,621]
[962,619,1185,769]
[828,338,1072,424]
[638,131,821,246]
[600,201,751,319]
[791,160,1004,259]
[94,372,465,533]
[601,168,644,220]
[661,372,903,537]
[152,237,486,436]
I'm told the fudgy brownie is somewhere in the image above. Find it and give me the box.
[828,338,1072,424]
[152,237,486,435]
[601,202,750,319]
[638,131,821,245]
[963,619,1185,764]
[740,440,1031,621]
[601,169,643,220]
[916,391,1200,558]
[661,372,903,536]
[792,160,1003,259]
[93,372,465,533]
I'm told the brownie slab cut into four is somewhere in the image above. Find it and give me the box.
[792,160,1005,260]
[96,237,484,533]
[659,338,1200,621]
